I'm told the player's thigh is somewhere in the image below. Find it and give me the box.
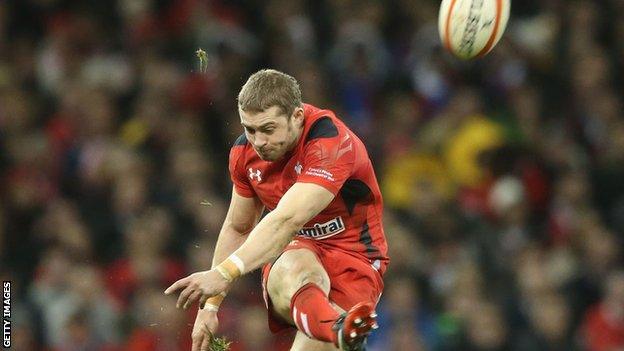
[290,331,338,351]
[266,248,330,322]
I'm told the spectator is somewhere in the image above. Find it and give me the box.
[582,271,624,351]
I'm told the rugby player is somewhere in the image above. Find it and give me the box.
[165,69,389,351]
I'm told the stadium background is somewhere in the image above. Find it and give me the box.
[1,0,624,350]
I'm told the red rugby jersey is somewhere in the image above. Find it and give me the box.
[229,103,388,273]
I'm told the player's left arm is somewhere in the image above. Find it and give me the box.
[165,182,335,309]
[232,182,334,270]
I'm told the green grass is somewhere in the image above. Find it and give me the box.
[209,336,232,351]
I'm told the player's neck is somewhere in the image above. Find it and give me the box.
[281,125,304,160]
[292,124,305,149]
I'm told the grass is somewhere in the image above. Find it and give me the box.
[209,335,232,351]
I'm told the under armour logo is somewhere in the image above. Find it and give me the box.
[295,162,302,175]
[248,168,262,182]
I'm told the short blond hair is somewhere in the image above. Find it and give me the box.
[237,69,302,116]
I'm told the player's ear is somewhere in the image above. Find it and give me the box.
[292,106,305,127]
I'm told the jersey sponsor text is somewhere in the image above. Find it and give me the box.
[298,216,345,240]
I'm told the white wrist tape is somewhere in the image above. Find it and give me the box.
[228,254,246,274]
[202,303,219,312]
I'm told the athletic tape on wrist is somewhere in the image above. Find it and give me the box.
[228,254,246,274]
[202,303,219,312]
[215,255,244,282]
[207,293,225,305]
[215,265,234,282]
[201,291,228,310]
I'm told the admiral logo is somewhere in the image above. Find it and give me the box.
[294,162,302,175]
[298,216,345,240]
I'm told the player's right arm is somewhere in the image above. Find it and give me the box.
[211,187,264,273]
[210,137,264,271]
[192,187,263,351]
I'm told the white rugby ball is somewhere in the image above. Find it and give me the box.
[439,0,511,59]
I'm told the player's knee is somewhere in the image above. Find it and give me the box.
[267,251,330,301]
[268,262,328,298]
[294,270,330,295]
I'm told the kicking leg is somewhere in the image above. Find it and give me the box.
[289,302,346,351]
[266,248,339,343]
[266,248,378,350]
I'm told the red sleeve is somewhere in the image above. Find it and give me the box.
[228,146,256,198]
[297,133,355,195]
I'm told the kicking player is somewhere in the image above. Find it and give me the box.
[165,69,389,351]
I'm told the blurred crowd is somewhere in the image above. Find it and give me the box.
[1,0,624,350]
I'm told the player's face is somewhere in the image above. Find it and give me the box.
[240,105,304,161]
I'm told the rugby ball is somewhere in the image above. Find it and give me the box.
[439,0,511,59]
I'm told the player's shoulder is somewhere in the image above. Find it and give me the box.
[229,133,250,169]
[232,133,249,148]
[305,116,339,143]
[303,104,348,145]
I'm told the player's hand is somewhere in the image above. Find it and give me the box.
[191,308,219,351]
[164,269,231,309]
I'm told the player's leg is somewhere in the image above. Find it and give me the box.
[289,302,346,351]
[266,248,378,350]
[266,248,338,338]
